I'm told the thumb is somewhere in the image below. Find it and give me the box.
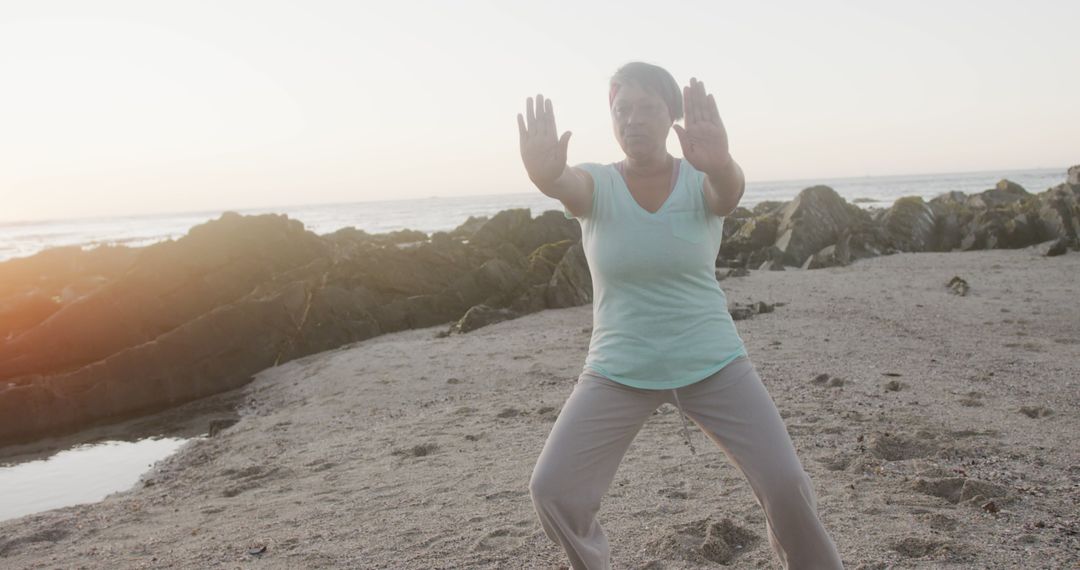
[557,131,572,164]
[672,124,687,147]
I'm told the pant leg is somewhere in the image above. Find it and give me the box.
[675,356,843,570]
[530,371,664,570]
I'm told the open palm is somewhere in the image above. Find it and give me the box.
[517,94,572,189]
[673,78,732,175]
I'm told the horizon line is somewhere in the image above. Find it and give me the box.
[2,163,1069,227]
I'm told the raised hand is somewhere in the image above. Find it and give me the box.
[672,78,732,176]
[518,94,573,190]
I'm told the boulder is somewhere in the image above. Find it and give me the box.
[0,245,138,337]
[448,304,519,334]
[773,186,868,267]
[802,245,845,269]
[0,270,382,446]
[1034,181,1080,244]
[448,215,489,241]
[728,206,754,219]
[751,201,787,216]
[960,205,1042,250]
[1045,238,1071,257]
[966,179,1031,210]
[546,242,592,308]
[881,196,937,252]
[1067,165,1079,189]
[719,215,779,263]
[0,213,329,382]
[468,209,580,257]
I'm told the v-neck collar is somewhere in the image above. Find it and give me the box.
[615,157,683,216]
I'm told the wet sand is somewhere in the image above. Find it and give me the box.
[1,245,1077,569]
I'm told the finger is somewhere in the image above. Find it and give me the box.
[517,113,527,151]
[546,98,556,135]
[672,123,687,149]
[535,94,546,135]
[683,85,694,125]
[689,78,702,124]
[699,79,708,123]
[706,94,722,125]
[695,79,707,124]
[526,97,535,130]
[557,131,572,164]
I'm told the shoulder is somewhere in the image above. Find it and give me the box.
[678,159,708,187]
[573,162,616,182]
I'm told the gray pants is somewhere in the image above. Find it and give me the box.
[529,355,843,569]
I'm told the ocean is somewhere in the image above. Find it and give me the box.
[0,167,1068,263]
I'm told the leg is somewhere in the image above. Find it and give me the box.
[530,371,663,570]
[675,356,843,570]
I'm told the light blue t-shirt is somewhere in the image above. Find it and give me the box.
[563,159,748,390]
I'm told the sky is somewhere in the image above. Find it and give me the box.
[1,0,1077,223]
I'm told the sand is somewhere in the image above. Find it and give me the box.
[1,245,1077,569]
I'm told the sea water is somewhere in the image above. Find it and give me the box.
[0,436,192,522]
[0,167,1067,263]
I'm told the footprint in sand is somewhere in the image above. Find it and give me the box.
[392,443,439,458]
[1018,405,1054,418]
[957,391,984,407]
[473,526,529,551]
[0,526,70,557]
[891,536,975,562]
[912,477,1011,506]
[220,465,286,497]
[867,431,939,461]
[643,518,759,565]
[923,512,960,531]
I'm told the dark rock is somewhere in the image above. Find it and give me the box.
[960,205,1042,250]
[449,215,489,240]
[1035,181,1080,244]
[927,191,978,252]
[719,216,779,262]
[1069,165,1080,189]
[967,179,1031,210]
[0,212,329,383]
[802,244,845,269]
[546,242,592,308]
[208,418,239,437]
[836,223,895,262]
[729,301,775,321]
[728,206,755,218]
[758,258,786,271]
[751,200,786,216]
[0,245,138,339]
[448,304,519,334]
[882,196,937,252]
[1045,238,1071,257]
[946,276,969,296]
[469,209,580,258]
[773,186,868,267]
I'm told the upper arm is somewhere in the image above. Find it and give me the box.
[560,167,595,220]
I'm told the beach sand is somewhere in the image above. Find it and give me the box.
[1,245,1077,569]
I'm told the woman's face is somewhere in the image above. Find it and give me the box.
[610,83,673,160]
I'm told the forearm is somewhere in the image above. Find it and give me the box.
[703,156,745,216]
[534,165,587,201]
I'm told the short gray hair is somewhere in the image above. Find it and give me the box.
[610,62,683,121]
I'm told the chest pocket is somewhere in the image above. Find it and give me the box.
[668,210,706,244]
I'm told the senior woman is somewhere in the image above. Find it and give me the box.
[517,62,843,570]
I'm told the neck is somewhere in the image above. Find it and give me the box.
[624,150,672,177]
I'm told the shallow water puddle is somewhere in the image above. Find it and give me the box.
[0,436,192,522]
